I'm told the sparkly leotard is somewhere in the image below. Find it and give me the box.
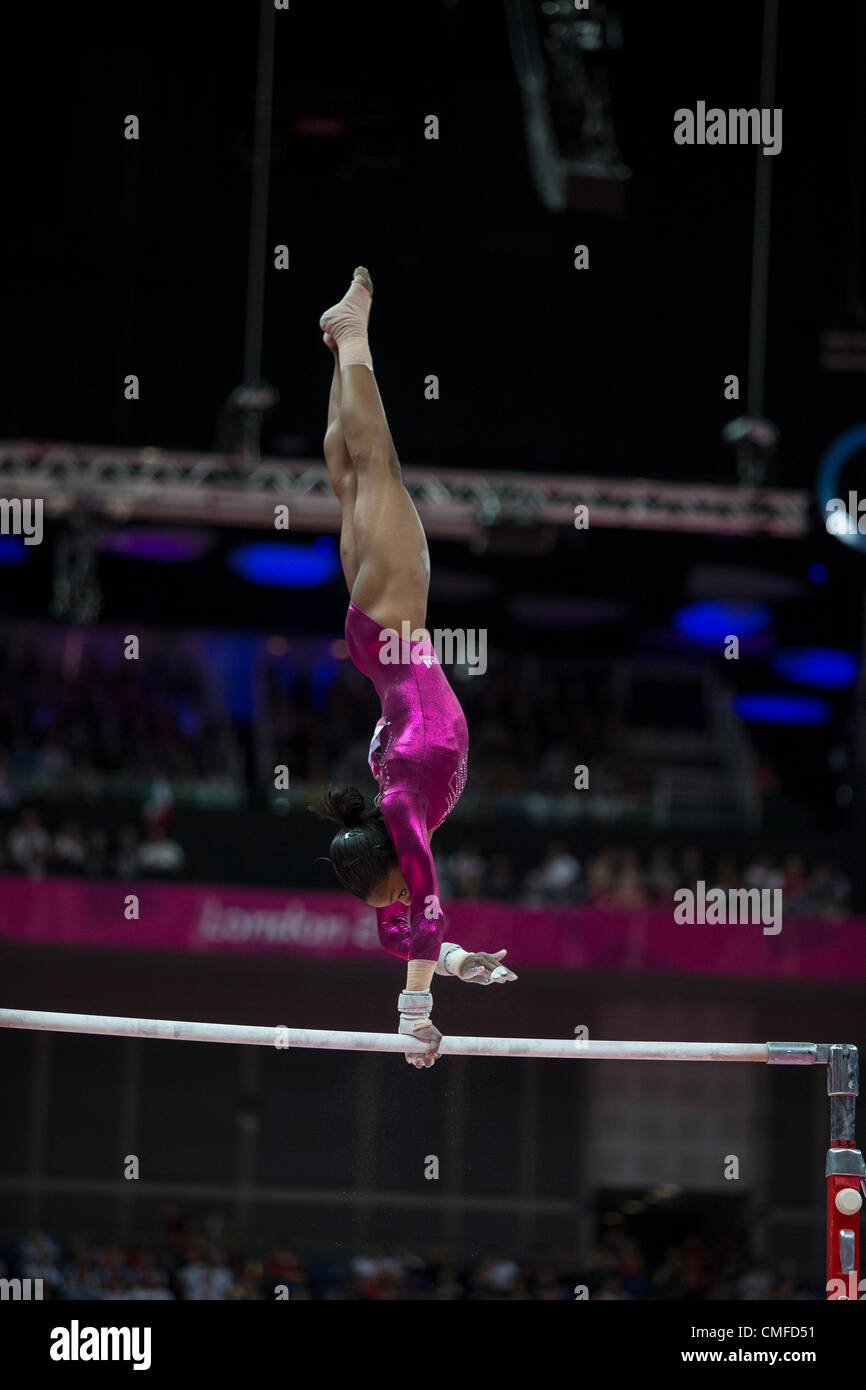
[344,601,469,962]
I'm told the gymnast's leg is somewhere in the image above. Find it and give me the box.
[320,267,434,996]
[322,336,359,592]
[320,268,430,637]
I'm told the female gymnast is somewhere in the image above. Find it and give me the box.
[317,267,517,1069]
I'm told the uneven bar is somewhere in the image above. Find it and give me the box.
[0,1009,786,1061]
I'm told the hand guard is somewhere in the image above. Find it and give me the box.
[397,990,442,1068]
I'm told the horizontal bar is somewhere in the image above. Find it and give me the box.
[0,1010,788,1062]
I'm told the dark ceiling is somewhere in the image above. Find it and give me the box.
[5,0,866,490]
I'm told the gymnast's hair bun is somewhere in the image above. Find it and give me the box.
[318,784,368,828]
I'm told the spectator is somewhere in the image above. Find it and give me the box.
[611,848,647,910]
[524,841,580,903]
[430,1265,464,1300]
[448,843,486,898]
[680,845,704,882]
[136,823,186,877]
[229,1260,265,1301]
[83,827,110,877]
[263,1245,307,1297]
[592,1272,632,1300]
[735,1260,774,1301]
[113,825,141,878]
[128,1269,175,1300]
[708,855,738,895]
[781,854,809,913]
[680,1234,710,1298]
[744,854,782,891]
[143,779,175,831]
[19,1229,61,1293]
[651,1245,686,1300]
[584,845,617,903]
[486,851,515,900]
[7,808,51,876]
[35,733,72,777]
[806,860,851,917]
[176,1242,233,1301]
[646,846,677,902]
[469,1249,521,1298]
[54,819,86,873]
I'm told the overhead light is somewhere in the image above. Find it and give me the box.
[674,600,771,644]
[99,527,214,563]
[0,536,28,566]
[227,539,340,588]
[733,692,830,726]
[771,647,858,690]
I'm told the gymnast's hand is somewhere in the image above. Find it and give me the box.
[440,944,518,985]
[397,990,442,1068]
[404,1017,443,1069]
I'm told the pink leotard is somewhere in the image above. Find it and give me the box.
[344,601,469,962]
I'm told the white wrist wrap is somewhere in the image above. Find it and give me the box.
[398,990,432,1016]
[437,943,471,978]
[398,990,433,1036]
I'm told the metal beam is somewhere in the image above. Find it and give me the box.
[0,442,809,538]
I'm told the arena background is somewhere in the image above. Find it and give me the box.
[1,0,865,1305]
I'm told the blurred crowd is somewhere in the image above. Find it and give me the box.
[0,626,841,841]
[0,630,239,783]
[575,1229,819,1302]
[1,1215,821,1301]
[0,628,640,800]
[0,808,186,879]
[269,654,641,798]
[0,805,852,917]
[0,627,854,914]
[440,841,851,917]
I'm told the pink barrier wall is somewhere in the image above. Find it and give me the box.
[0,874,863,978]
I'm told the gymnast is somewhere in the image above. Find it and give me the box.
[317,267,517,1069]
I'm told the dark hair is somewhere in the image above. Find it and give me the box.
[315,784,397,901]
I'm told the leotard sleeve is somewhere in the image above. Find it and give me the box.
[376,902,411,960]
[380,784,444,962]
